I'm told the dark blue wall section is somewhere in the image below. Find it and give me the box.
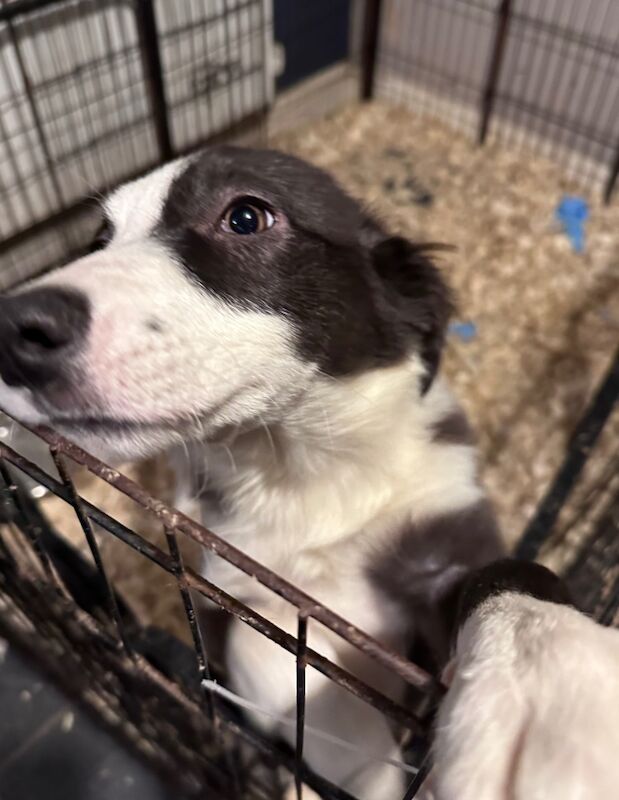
[274,0,351,90]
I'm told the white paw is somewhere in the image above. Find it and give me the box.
[433,593,619,800]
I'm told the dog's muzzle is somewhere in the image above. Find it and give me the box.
[0,287,90,390]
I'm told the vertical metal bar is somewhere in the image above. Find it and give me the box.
[101,2,141,173]
[478,0,512,144]
[221,0,236,128]
[135,0,173,160]
[401,752,431,800]
[360,0,383,100]
[198,0,216,137]
[50,449,132,653]
[516,348,619,561]
[164,525,216,722]
[0,45,31,234]
[438,0,457,113]
[0,460,57,583]
[186,0,200,144]
[523,0,561,147]
[256,0,269,145]
[295,613,308,800]
[59,6,109,190]
[4,16,66,208]
[18,5,89,206]
[237,0,250,118]
[604,143,619,204]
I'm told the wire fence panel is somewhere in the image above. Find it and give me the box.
[492,0,619,195]
[374,0,619,199]
[0,0,275,290]
[375,0,500,137]
[156,0,273,154]
[0,0,160,285]
[0,418,440,799]
[2,407,614,794]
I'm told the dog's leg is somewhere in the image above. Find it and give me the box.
[226,606,407,800]
[432,559,619,800]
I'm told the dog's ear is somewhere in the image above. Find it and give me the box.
[364,227,453,392]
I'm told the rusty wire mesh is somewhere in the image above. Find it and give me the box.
[0,416,442,799]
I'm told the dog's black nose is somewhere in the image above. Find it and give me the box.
[0,288,90,388]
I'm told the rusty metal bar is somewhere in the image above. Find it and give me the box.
[51,449,132,653]
[7,419,438,694]
[182,568,426,732]
[0,437,433,732]
[164,525,216,721]
[295,614,308,800]
[0,441,173,570]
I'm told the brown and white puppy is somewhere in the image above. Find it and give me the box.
[0,148,617,799]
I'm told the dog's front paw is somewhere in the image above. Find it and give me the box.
[432,561,619,800]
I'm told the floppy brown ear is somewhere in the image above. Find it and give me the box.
[370,234,453,392]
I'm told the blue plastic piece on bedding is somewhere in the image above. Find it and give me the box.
[555,196,589,253]
[449,320,477,342]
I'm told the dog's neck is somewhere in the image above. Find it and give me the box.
[171,358,477,561]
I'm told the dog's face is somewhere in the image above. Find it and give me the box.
[0,147,450,462]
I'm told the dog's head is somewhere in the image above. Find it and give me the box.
[0,147,451,462]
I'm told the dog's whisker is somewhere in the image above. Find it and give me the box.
[220,442,238,476]
[257,414,278,463]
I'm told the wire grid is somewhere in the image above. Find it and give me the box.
[0,1,159,230]
[564,479,619,627]
[156,0,272,154]
[0,0,274,290]
[0,415,441,800]
[514,347,619,628]
[493,0,619,194]
[376,0,497,137]
[374,0,619,200]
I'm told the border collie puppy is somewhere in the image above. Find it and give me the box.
[0,148,617,800]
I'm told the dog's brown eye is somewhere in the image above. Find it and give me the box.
[223,202,275,235]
